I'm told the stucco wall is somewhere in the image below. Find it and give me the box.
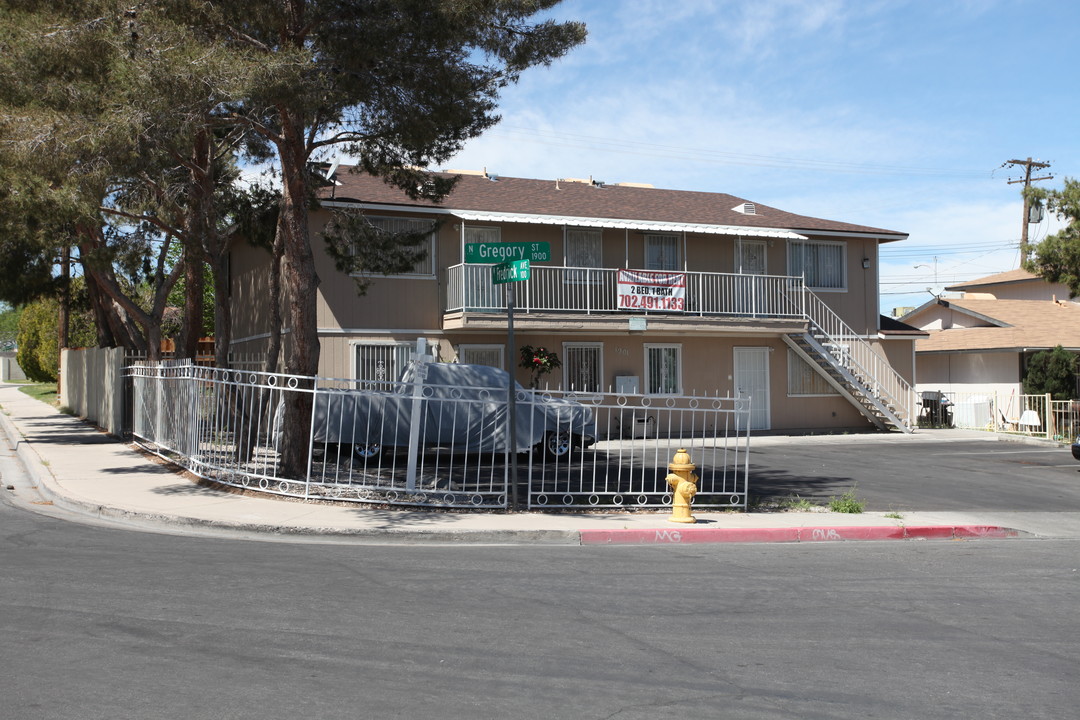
[59,347,125,436]
[916,351,1020,398]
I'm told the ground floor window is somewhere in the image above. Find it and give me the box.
[645,344,681,394]
[354,342,414,387]
[563,343,603,392]
[459,344,505,368]
[787,349,840,396]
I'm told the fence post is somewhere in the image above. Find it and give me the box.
[1046,393,1053,440]
[404,341,429,492]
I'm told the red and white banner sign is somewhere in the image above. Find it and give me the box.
[617,269,687,312]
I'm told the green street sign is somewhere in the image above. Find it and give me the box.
[492,259,530,284]
[465,242,550,263]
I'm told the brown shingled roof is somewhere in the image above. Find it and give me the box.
[917,298,1080,353]
[944,268,1040,291]
[323,167,907,239]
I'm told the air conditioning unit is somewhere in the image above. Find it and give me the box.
[632,415,656,439]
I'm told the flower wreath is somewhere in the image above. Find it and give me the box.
[519,345,561,389]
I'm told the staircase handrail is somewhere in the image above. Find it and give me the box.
[800,289,915,426]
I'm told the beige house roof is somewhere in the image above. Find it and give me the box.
[944,268,1039,291]
[322,167,908,240]
[915,298,1080,353]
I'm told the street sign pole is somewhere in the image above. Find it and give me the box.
[506,283,518,511]
[489,258,529,511]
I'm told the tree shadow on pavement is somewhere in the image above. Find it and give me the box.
[747,465,858,506]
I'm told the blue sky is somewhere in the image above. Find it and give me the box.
[442,0,1078,315]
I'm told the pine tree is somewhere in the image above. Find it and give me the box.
[206,0,586,473]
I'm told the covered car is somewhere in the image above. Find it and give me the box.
[313,361,595,457]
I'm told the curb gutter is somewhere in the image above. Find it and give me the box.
[579,525,1022,545]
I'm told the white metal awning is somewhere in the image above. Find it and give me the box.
[450,210,807,240]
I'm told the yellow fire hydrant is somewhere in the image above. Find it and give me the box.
[666,448,698,524]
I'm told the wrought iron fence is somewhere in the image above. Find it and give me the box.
[128,360,752,511]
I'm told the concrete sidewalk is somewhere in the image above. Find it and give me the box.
[0,384,1069,545]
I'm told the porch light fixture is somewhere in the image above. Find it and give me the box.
[862,258,871,269]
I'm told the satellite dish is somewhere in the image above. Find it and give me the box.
[928,286,945,297]
[324,158,340,180]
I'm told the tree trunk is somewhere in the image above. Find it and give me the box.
[178,244,205,359]
[209,246,231,370]
[264,216,285,375]
[273,110,320,478]
[81,254,144,352]
[58,244,70,350]
[181,126,215,361]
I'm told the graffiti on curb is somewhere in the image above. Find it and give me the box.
[809,528,843,541]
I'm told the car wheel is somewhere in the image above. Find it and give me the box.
[544,431,573,458]
[353,443,381,459]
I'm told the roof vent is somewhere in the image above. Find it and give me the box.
[732,202,757,215]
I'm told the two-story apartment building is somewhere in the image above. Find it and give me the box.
[229,167,918,433]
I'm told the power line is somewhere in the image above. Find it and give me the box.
[881,243,1019,258]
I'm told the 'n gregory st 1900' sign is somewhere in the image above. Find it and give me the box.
[617,269,686,312]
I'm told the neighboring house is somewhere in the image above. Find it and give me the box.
[230,167,917,432]
[901,269,1080,402]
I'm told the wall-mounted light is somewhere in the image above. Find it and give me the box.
[862,258,871,269]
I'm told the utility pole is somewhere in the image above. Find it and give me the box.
[1004,157,1053,261]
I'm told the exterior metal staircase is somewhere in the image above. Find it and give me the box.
[782,290,915,433]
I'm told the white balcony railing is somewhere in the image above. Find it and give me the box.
[445,264,807,319]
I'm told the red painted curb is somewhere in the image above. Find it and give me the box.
[579,525,1018,545]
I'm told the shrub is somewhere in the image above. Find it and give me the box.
[1023,345,1078,400]
[829,487,865,514]
[17,299,59,382]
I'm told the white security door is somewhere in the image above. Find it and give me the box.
[733,346,770,430]
[736,239,767,275]
[733,239,767,315]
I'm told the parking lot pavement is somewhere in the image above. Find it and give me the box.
[746,431,1080,512]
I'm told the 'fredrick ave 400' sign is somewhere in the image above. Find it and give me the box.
[617,269,686,312]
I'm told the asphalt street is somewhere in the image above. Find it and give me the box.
[747,436,1080,511]
[1,488,1078,720]
[3,412,1080,718]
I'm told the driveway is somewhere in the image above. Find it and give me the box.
[746,430,1080,512]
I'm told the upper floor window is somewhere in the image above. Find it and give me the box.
[566,228,602,284]
[465,226,500,246]
[364,216,436,276]
[566,228,602,268]
[788,239,845,290]
[645,234,680,271]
